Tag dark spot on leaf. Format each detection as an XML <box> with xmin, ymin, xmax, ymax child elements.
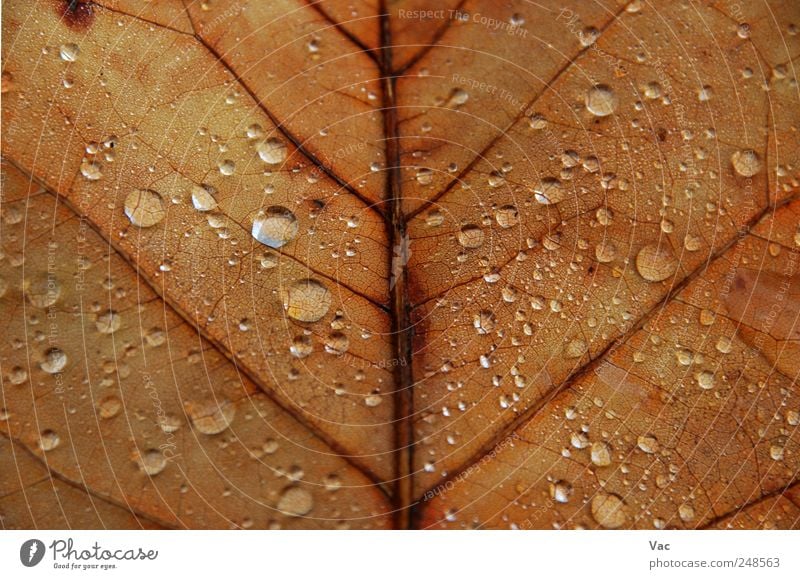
<box><xmin>57</xmin><ymin>0</ymin><xmax>94</xmax><ymax>31</ymax></box>
<box><xmin>656</xmin><ymin>127</ymin><xmax>667</xmax><ymax>142</ymax></box>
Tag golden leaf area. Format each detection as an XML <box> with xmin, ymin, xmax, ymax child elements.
<box><xmin>1</xmin><ymin>0</ymin><xmax>799</xmax><ymax>530</ymax></box>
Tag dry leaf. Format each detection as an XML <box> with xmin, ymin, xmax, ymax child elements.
<box><xmin>1</xmin><ymin>0</ymin><xmax>798</xmax><ymax>529</ymax></box>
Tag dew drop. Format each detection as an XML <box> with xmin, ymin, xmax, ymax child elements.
<box><xmin>137</xmin><ymin>449</ymin><xmax>167</xmax><ymax>475</ymax></box>
<box><xmin>25</xmin><ymin>275</ymin><xmax>61</xmax><ymax>308</ymax></box>
<box><xmin>95</xmin><ymin>310</ymin><xmax>121</xmax><ymax>334</ymax></box>
<box><xmin>97</xmin><ymin>395</ymin><xmax>122</xmax><ymax>419</ymax></box>
<box><xmin>252</xmin><ymin>206</ymin><xmax>298</xmax><ymax>248</ymax></box>
<box><xmin>637</xmin><ymin>434</ymin><xmax>660</xmax><ymax>454</ymax></box>
<box><xmin>39</xmin><ymin>429</ymin><xmax>60</xmax><ymax>451</ymax></box>
<box><xmin>191</xmin><ymin>184</ymin><xmax>218</xmax><ymax>212</ymax></box>
<box><xmin>257</xmin><ymin>138</ymin><xmax>287</xmax><ymax>164</ymax></box>
<box><xmin>591</xmin><ymin>441</ymin><xmax>612</xmax><ymax>467</ymax></box>
<box><xmin>124</xmin><ymin>189</ymin><xmax>166</xmax><ymax>228</ymax></box>
<box><xmin>282</xmin><ymin>279</ymin><xmax>331</xmax><ymax>323</ymax></box>
<box><xmin>533</xmin><ymin>177</ymin><xmax>565</xmax><ymax>205</ymax></box>
<box><xmin>635</xmin><ymin>244</ymin><xmax>677</xmax><ymax>282</ymax></box>
<box><xmin>186</xmin><ymin>398</ymin><xmax>236</xmax><ymax>435</ymax></box>
<box><xmin>80</xmin><ymin>158</ymin><xmax>102</xmax><ymax>181</ymax></box>
<box><xmin>59</xmin><ymin>43</ymin><xmax>80</xmax><ymax>62</ymax></box>
<box><xmin>41</xmin><ymin>348</ymin><xmax>67</xmax><ymax>374</ymax></box>
<box><xmin>473</xmin><ymin>310</ymin><xmax>496</xmax><ymax>334</ymax></box>
<box><xmin>290</xmin><ymin>335</ymin><xmax>313</xmax><ymax>358</ymax></box>
<box><xmin>277</xmin><ymin>486</ymin><xmax>314</xmax><ymax>517</ymax></box>
<box><xmin>416</xmin><ymin>167</ymin><xmax>434</xmax><ymax>185</ymax></box>
<box><xmin>494</xmin><ymin>205</ymin><xmax>519</xmax><ymax>228</ymax></box>
<box><xmin>457</xmin><ymin>224</ymin><xmax>484</xmax><ymax>248</ymax></box>
<box><xmin>324</xmin><ymin>332</ymin><xmax>350</xmax><ymax>355</ymax></box>
<box><xmin>550</xmin><ymin>480</ymin><xmax>573</xmax><ymax>503</ymax></box>
<box><xmin>696</xmin><ymin>370</ymin><xmax>715</xmax><ymax>390</ymax></box>
<box><xmin>586</xmin><ymin>84</ymin><xmax>618</xmax><ymax>117</ymax></box>
<box><xmin>591</xmin><ymin>492</ymin><xmax>627</xmax><ymax>529</ymax></box>
<box><xmin>731</xmin><ymin>149</ymin><xmax>762</xmax><ymax>177</ymax></box>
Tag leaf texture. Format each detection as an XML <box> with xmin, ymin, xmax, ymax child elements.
<box><xmin>1</xmin><ymin>0</ymin><xmax>799</xmax><ymax>529</ymax></box>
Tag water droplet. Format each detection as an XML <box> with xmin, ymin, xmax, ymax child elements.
<box><xmin>416</xmin><ymin>168</ymin><xmax>433</xmax><ymax>185</ymax></box>
<box><xmin>457</xmin><ymin>224</ymin><xmax>484</xmax><ymax>248</ymax></box>
<box><xmin>364</xmin><ymin>392</ymin><xmax>383</xmax><ymax>407</ymax></box>
<box><xmin>731</xmin><ymin>149</ymin><xmax>762</xmax><ymax>177</ymax></box>
<box><xmin>550</xmin><ymin>480</ymin><xmax>573</xmax><ymax>503</ymax></box>
<box><xmin>277</xmin><ymin>486</ymin><xmax>314</xmax><ymax>517</ymax></box>
<box><xmin>39</xmin><ymin>429</ymin><xmax>60</xmax><ymax>451</ymax></box>
<box><xmin>324</xmin><ymin>332</ymin><xmax>349</xmax><ymax>355</ymax></box>
<box><xmin>473</xmin><ymin>310</ymin><xmax>496</xmax><ymax>334</ymax></box>
<box><xmin>252</xmin><ymin>206</ymin><xmax>298</xmax><ymax>248</ymax></box>
<box><xmin>97</xmin><ymin>395</ymin><xmax>122</xmax><ymax>419</ymax></box>
<box><xmin>426</xmin><ymin>209</ymin><xmax>444</xmax><ymax>227</ymax></box>
<box><xmin>257</xmin><ymin>138</ymin><xmax>287</xmax><ymax>164</ymax></box>
<box><xmin>124</xmin><ymin>189</ymin><xmax>166</xmax><ymax>228</ymax></box>
<box><xmin>586</xmin><ymin>84</ymin><xmax>618</xmax><ymax>117</ymax></box>
<box><xmin>9</xmin><ymin>366</ymin><xmax>28</xmax><ymax>385</ymax></box>
<box><xmin>324</xmin><ymin>474</ymin><xmax>341</xmax><ymax>491</ymax></box>
<box><xmin>59</xmin><ymin>43</ymin><xmax>80</xmax><ymax>62</ymax></box>
<box><xmin>290</xmin><ymin>335</ymin><xmax>313</xmax><ymax>358</ymax></box>
<box><xmin>635</xmin><ymin>244</ymin><xmax>677</xmax><ymax>282</ymax></box>
<box><xmin>637</xmin><ymin>434</ymin><xmax>660</xmax><ymax>454</ymax></box>
<box><xmin>564</xmin><ymin>339</ymin><xmax>588</xmax><ymax>359</ymax></box>
<box><xmin>137</xmin><ymin>449</ymin><xmax>167</xmax><ymax>475</ymax></box>
<box><xmin>678</xmin><ymin>503</ymin><xmax>695</xmax><ymax>522</ymax></box>
<box><xmin>591</xmin><ymin>492</ymin><xmax>627</xmax><ymax>529</ymax></box>
<box><xmin>591</xmin><ymin>441</ymin><xmax>612</xmax><ymax>467</ymax></box>
<box><xmin>595</xmin><ymin>240</ymin><xmax>618</xmax><ymax>263</ymax></box>
<box><xmin>494</xmin><ymin>205</ymin><xmax>519</xmax><ymax>228</ymax></box>
<box><xmin>533</xmin><ymin>177</ymin><xmax>565</xmax><ymax>205</ymax></box>
<box><xmin>186</xmin><ymin>398</ymin><xmax>236</xmax><ymax>435</ymax></box>
<box><xmin>282</xmin><ymin>279</ymin><xmax>331</xmax><ymax>323</ymax></box>
<box><xmin>41</xmin><ymin>348</ymin><xmax>67</xmax><ymax>374</ymax></box>
<box><xmin>696</xmin><ymin>370</ymin><xmax>715</xmax><ymax>390</ymax></box>
<box><xmin>80</xmin><ymin>158</ymin><xmax>102</xmax><ymax>180</ymax></box>
<box><xmin>25</xmin><ymin>275</ymin><xmax>61</xmax><ymax>308</ymax></box>
<box><xmin>218</xmin><ymin>159</ymin><xmax>236</xmax><ymax>175</ymax></box>
<box><xmin>191</xmin><ymin>184</ymin><xmax>218</xmax><ymax>212</ymax></box>
<box><xmin>95</xmin><ymin>310</ymin><xmax>121</xmax><ymax>334</ymax></box>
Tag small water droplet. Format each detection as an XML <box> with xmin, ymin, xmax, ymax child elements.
<box><xmin>533</xmin><ymin>177</ymin><xmax>565</xmax><ymax>205</ymax></box>
<box><xmin>137</xmin><ymin>449</ymin><xmax>167</xmax><ymax>475</ymax></box>
<box><xmin>39</xmin><ymin>429</ymin><xmax>61</xmax><ymax>451</ymax></box>
<box><xmin>97</xmin><ymin>395</ymin><xmax>122</xmax><ymax>419</ymax></box>
<box><xmin>495</xmin><ymin>205</ymin><xmax>519</xmax><ymax>228</ymax></box>
<box><xmin>186</xmin><ymin>398</ymin><xmax>236</xmax><ymax>435</ymax></box>
<box><xmin>41</xmin><ymin>348</ymin><xmax>67</xmax><ymax>374</ymax></box>
<box><xmin>591</xmin><ymin>441</ymin><xmax>612</xmax><ymax>467</ymax></box>
<box><xmin>95</xmin><ymin>310</ymin><xmax>121</xmax><ymax>334</ymax></box>
<box><xmin>591</xmin><ymin>492</ymin><xmax>627</xmax><ymax>529</ymax></box>
<box><xmin>637</xmin><ymin>434</ymin><xmax>660</xmax><ymax>454</ymax></box>
<box><xmin>550</xmin><ymin>480</ymin><xmax>573</xmax><ymax>503</ymax></box>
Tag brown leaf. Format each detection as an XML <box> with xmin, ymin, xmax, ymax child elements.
<box><xmin>1</xmin><ymin>0</ymin><xmax>798</xmax><ymax>529</ymax></box>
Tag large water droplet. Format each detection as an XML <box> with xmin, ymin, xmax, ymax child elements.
<box><xmin>25</xmin><ymin>275</ymin><xmax>61</xmax><ymax>308</ymax></box>
<box><xmin>282</xmin><ymin>279</ymin><xmax>331</xmax><ymax>322</ymax></box>
<box><xmin>533</xmin><ymin>177</ymin><xmax>565</xmax><ymax>205</ymax></box>
<box><xmin>591</xmin><ymin>492</ymin><xmax>627</xmax><ymax>529</ymax></box>
<box><xmin>277</xmin><ymin>486</ymin><xmax>314</xmax><ymax>517</ymax></box>
<box><xmin>191</xmin><ymin>184</ymin><xmax>218</xmax><ymax>212</ymax></box>
<box><xmin>252</xmin><ymin>206</ymin><xmax>298</xmax><ymax>248</ymax></box>
<box><xmin>124</xmin><ymin>189</ymin><xmax>166</xmax><ymax>228</ymax></box>
<box><xmin>586</xmin><ymin>84</ymin><xmax>618</xmax><ymax>117</ymax></box>
<box><xmin>635</xmin><ymin>244</ymin><xmax>677</xmax><ymax>282</ymax></box>
<box><xmin>186</xmin><ymin>399</ymin><xmax>236</xmax><ymax>435</ymax></box>
<box><xmin>731</xmin><ymin>149</ymin><xmax>762</xmax><ymax>177</ymax></box>
<box><xmin>257</xmin><ymin>138</ymin><xmax>288</xmax><ymax>164</ymax></box>
<box><xmin>591</xmin><ymin>441</ymin><xmax>612</xmax><ymax>467</ymax></box>
<box><xmin>457</xmin><ymin>224</ymin><xmax>484</xmax><ymax>248</ymax></box>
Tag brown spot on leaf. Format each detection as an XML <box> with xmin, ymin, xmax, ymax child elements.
<box><xmin>57</xmin><ymin>0</ymin><xmax>94</xmax><ymax>31</ymax></box>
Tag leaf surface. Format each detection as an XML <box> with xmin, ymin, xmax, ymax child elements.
<box><xmin>1</xmin><ymin>0</ymin><xmax>798</xmax><ymax>529</ymax></box>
